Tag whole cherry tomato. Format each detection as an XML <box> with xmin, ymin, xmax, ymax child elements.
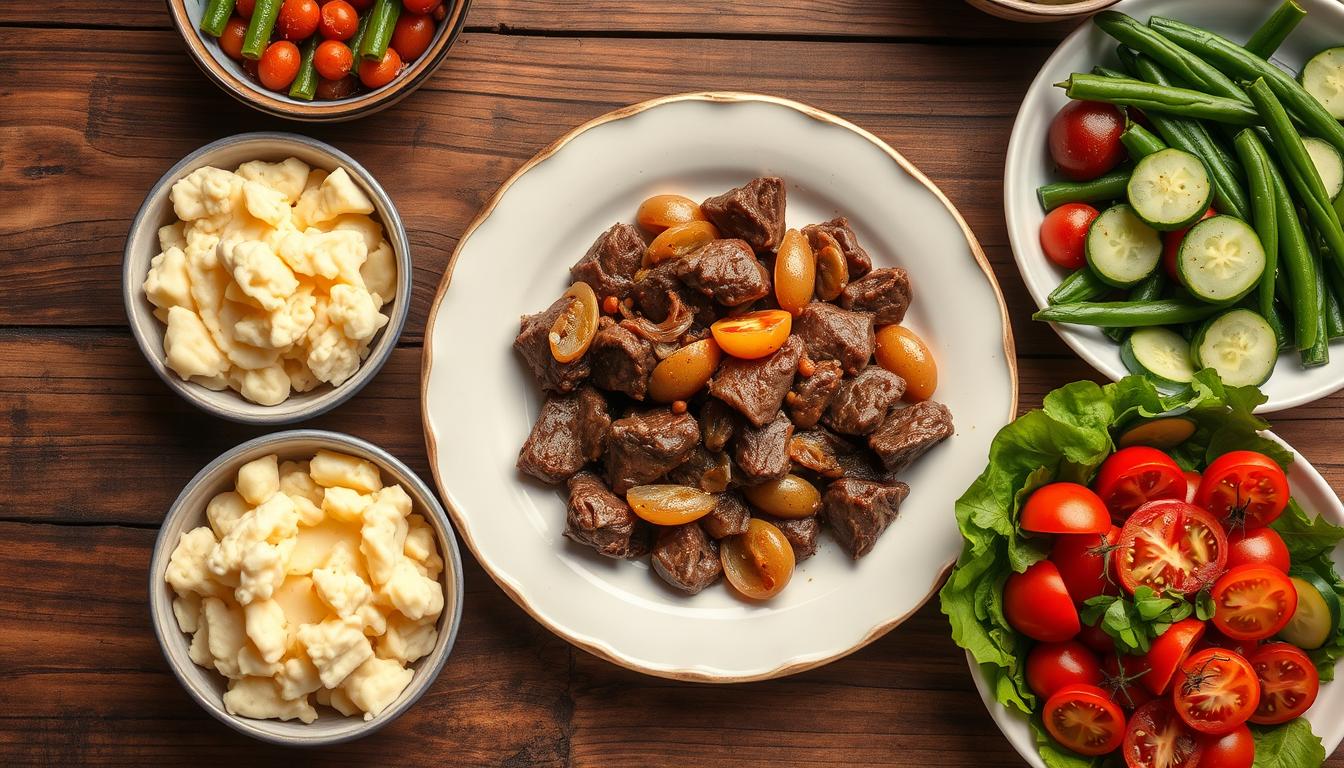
<box><xmin>1026</xmin><ymin>640</ymin><xmax>1104</xmax><ymax>698</ymax></box>
<box><xmin>277</xmin><ymin>0</ymin><xmax>321</xmax><ymax>41</ymax></box>
<box><xmin>319</xmin><ymin>0</ymin><xmax>360</xmax><ymax>40</ymax></box>
<box><xmin>1049</xmin><ymin>100</ymin><xmax>1126</xmax><ymax>181</ymax></box>
<box><xmin>358</xmin><ymin>47</ymin><xmax>403</xmax><ymax>88</ymax></box>
<box><xmin>391</xmin><ymin>12</ymin><xmax>436</xmax><ymax>61</ymax></box>
<box><xmin>258</xmin><ymin>40</ymin><xmax>303</xmax><ymax>90</ymax></box>
<box><xmin>1226</xmin><ymin>527</ymin><xmax>1291</xmax><ymax>573</ymax></box>
<box><xmin>314</xmin><ymin>39</ymin><xmax>355</xmax><ymax>80</ymax></box>
<box><xmin>1040</xmin><ymin>203</ymin><xmax>1100</xmax><ymax>270</ymax></box>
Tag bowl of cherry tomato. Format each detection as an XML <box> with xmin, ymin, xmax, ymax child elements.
<box><xmin>167</xmin><ymin>0</ymin><xmax>470</xmax><ymax>121</ymax></box>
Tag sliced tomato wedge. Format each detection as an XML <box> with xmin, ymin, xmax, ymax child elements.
<box><xmin>1140</xmin><ymin>618</ymin><xmax>1206</xmax><ymax>696</ymax></box>
<box><xmin>1210</xmin><ymin>564</ymin><xmax>1298</xmax><ymax>642</ymax></box>
<box><xmin>1123</xmin><ymin>699</ymin><xmax>1203</xmax><ymax>768</ymax></box>
<box><xmin>1247</xmin><ymin>642</ymin><xmax>1320</xmax><ymax>725</ymax></box>
<box><xmin>1042</xmin><ymin>684</ymin><xmax>1126</xmax><ymax>756</ymax></box>
<box><xmin>1117</xmin><ymin>500</ymin><xmax>1229</xmax><ymax>595</ymax></box>
<box><xmin>1094</xmin><ymin>447</ymin><xmax>1188</xmax><ymax>523</ymax></box>
<box><xmin>1194</xmin><ymin>450</ymin><xmax>1289</xmax><ymax>530</ymax></box>
<box><xmin>1172</xmin><ymin>648</ymin><xmax>1261</xmax><ymax>735</ymax></box>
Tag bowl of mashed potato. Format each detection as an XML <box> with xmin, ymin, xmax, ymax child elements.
<box><xmin>123</xmin><ymin>132</ymin><xmax>411</xmax><ymax>423</ymax></box>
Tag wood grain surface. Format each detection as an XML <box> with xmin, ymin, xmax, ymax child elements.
<box><xmin>0</xmin><ymin>1</ymin><xmax>1340</xmax><ymax>766</ymax></box>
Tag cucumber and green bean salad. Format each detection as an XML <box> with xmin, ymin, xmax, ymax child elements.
<box><xmin>1035</xmin><ymin>1</ymin><xmax>1344</xmax><ymax>389</ymax></box>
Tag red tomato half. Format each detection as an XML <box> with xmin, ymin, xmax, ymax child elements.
<box><xmin>1102</xmin><ymin>653</ymin><xmax>1155</xmax><ymax>711</ymax></box>
<box><xmin>1043</xmin><ymin>684</ymin><xmax>1126</xmax><ymax>756</ymax></box>
<box><xmin>1124</xmin><ymin>699</ymin><xmax>1204</xmax><ymax>768</ymax></box>
<box><xmin>1226</xmin><ymin>527</ymin><xmax>1291</xmax><ymax>573</ymax></box>
<box><xmin>1049</xmin><ymin>100</ymin><xmax>1127</xmax><ymax>181</ymax></box>
<box><xmin>1051</xmin><ymin>526</ymin><xmax>1121</xmax><ymax>603</ymax></box>
<box><xmin>1162</xmin><ymin>208</ymin><xmax>1217</xmax><ymax>281</ymax></box>
<box><xmin>1141</xmin><ymin>618</ymin><xmax>1206</xmax><ymax>696</ymax></box>
<box><xmin>1041</xmin><ymin>203</ymin><xmax>1100</xmax><ymax>270</ymax></box>
<box><xmin>1199</xmin><ymin>724</ymin><xmax>1255</xmax><ymax>768</ymax></box>
<box><xmin>1094</xmin><ymin>447</ymin><xmax>1188</xmax><ymax>523</ymax></box>
<box><xmin>1005</xmin><ymin>560</ymin><xmax>1081</xmax><ymax>642</ymax></box>
<box><xmin>1211</xmin><ymin>565</ymin><xmax>1297</xmax><ymax>642</ymax></box>
<box><xmin>1118</xmin><ymin>500</ymin><xmax>1229</xmax><ymax>595</ymax></box>
<box><xmin>1023</xmin><ymin>482</ymin><xmax>1112</xmax><ymax>535</ymax></box>
<box><xmin>1027</xmin><ymin>641</ymin><xmax>1104</xmax><ymax>699</ymax></box>
<box><xmin>1195</xmin><ymin>451</ymin><xmax>1290</xmax><ymax>530</ymax></box>
<box><xmin>1172</xmin><ymin>648</ymin><xmax>1261</xmax><ymax>735</ymax></box>
<box><xmin>1247</xmin><ymin>643</ymin><xmax>1320</xmax><ymax>725</ymax></box>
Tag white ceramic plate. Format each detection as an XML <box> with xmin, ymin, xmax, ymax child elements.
<box><xmin>970</xmin><ymin>432</ymin><xmax>1344</xmax><ymax>765</ymax></box>
<box><xmin>1005</xmin><ymin>0</ymin><xmax>1344</xmax><ymax>413</ymax></box>
<box><xmin>421</xmin><ymin>93</ymin><xmax>1017</xmax><ymax>681</ymax></box>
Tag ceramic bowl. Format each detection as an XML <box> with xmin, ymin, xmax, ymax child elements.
<box><xmin>965</xmin><ymin>0</ymin><xmax>1118</xmax><ymax>23</ymax></box>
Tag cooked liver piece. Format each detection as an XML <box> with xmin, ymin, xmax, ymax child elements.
<box><xmin>701</xmin><ymin>492</ymin><xmax>750</xmax><ymax>539</ymax></box>
<box><xmin>824</xmin><ymin>478</ymin><xmax>910</xmax><ymax>558</ymax></box>
<box><xmin>514</xmin><ymin>295</ymin><xmax>592</xmax><ymax>393</ymax></box>
<box><xmin>759</xmin><ymin>514</ymin><xmax>819</xmax><ymax>561</ymax></box>
<box><xmin>786</xmin><ymin>359</ymin><xmax>843</xmax><ymax>429</ymax></box>
<box><xmin>804</xmin><ymin>216</ymin><xmax>872</xmax><ymax>279</ymax></box>
<box><xmin>793</xmin><ymin>302</ymin><xmax>875</xmax><ymax>376</ymax></box>
<box><xmin>734</xmin><ymin>411</ymin><xmax>794</xmax><ymax>484</ymax></box>
<box><xmin>569</xmin><ymin>223</ymin><xmax>646</xmax><ymax>300</ymax></box>
<box><xmin>699</xmin><ymin>398</ymin><xmax>738</xmax><ymax>452</ymax></box>
<box><xmin>564</xmin><ymin>472</ymin><xmax>653</xmax><ymax>559</ymax></box>
<box><xmin>701</xmin><ymin>177</ymin><xmax>787</xmax><ymax>252</ymax></box>
<box><xmin>708</xmin><ymin>335</ymin><xmax>803</xmax><ymax>427</ymax></box>
<box><xmin>605</xmin><ymin>409</ymin><xmax>701</xmax><ymax>493</ymax></box>
<box><xmin>826</xmin><ymin>367</ymin><xmax>906</xmax><ymax>436</ymax></box>
<box><xmin>674</xmin><ymin>239</ymin><xmax>771</xmax><ymax>307</ymax></box>
<box><xmin>868</xmin><ymin>401</ymin><xmax>954</xmax><ymax>473</ymax></box>
<box><xmin>589</xmin><ymin>317</ymin><xmax>656</xmax><ymax>400</ymax></box>
<box><xmin>651</xmin><ymin>523</ymin><xmax>723</xmax><ymax>594</ymax></box>
<box><xmin>516</xmin><ymin>386</ymin><xmax>611</xmax><ymax>484</ymax></box>
<box><xmin>840</xmin><ymin>267</ymin><xmax>912</xmax><ymax>326</ymax></box>
<box><xmin>789</xmin><ymin>428</ymin><xmax>893</xmax><ymax>482</ymax></box>
<box><xmin>630</xmin><ymin>259</ymin><xmax>717</xmax><ymax>326</ymax></box>
<box><xmin>666</xmin><ymin>445</ymin><xmax>732</xmax><ymax>492</ymax></box>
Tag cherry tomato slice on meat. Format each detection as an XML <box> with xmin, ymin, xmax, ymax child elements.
<box><xmin>1247</xmin><ymin>642</ymin><xmax>1320</xmax><ymax>725</ymax></box>
<box><xmin>1194</xmin><ymin>450</ymin><xmax>1290</xmax><ymax>530</ymax></box>
<box><xmin>1199</xmin><ymin>724</ymin><xmax>1254</xmax><ymax>768</ymax></box>
<box><xmin>1172</xmin><ymin>648</ymin><xmax>1261</xmax><ymax>735</ymax></box>
<box><xmin>1026</xmin><ymin>641</ymin><xmax>1104</xmax><ymax>699</ymax></box>
<box><xmin>1022</xmin><ymin>482</ymin><xmax>1112</xmax><ymax>535</ymax></box>
<box><xmin>1117</xmin><ymin>500</ymin><xmax>1228</xmax><ymax>595</ymax></box>
<box><xmin>1123</xmin><ymin>699</ymin><xmax>1204</xmax><ymax>768</ymax></box>
<box><xmin>1094</xmin><ymin>446</ymin><xmax>1188</xmax><ymax>523</ymax></box>
<box><xmin>1211</xmin><ymin>565</ymin><xmax>1298</xmax><ymax>642</ymax></box>
<box><xmin>710</xmin><ymin>310</ymin><xmax>791</xmax><ymax>360</ymax></box>
<box><xmin>1050</xmin><ymin>526</ymin><xmax>1121</xmax><ymax>603</ymax></box>
<box><xmin>1040</xmin><ymin>203</ymin><xmax>1100</xmax><ymax>270</ymax></box>
<box><xmin>1048</xmin><ymin>100</ymin><xmax>1126</xmax><ymax>181</ymax></box>
<box><xmin>1004</xmin><ymin>560</ymin><xmax>1081</xmax><ymax>643</ymax></box>
<box><xmin>1043</xmin><ymin>684</ymin><xmax>1126</xmax><ymax>757</ymax></box>
<box><xmin>1225</xmin><ymin>527</ymin><xmax>1291</xmax><ymax>573</ymax></box>
<box><xmin>1139</xmin><ymin>617</ymin><xmax>1206</xmax><ymax>696</ymax></box>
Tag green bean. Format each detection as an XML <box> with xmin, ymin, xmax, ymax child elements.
<box><xmin>1049</xmin><ymin>268</ymin><xmax>1109</xmax><ymax>306</ymax></box>
<box><xmin>1093</xmin><ymin>65</ymin><xmax>1129</xmax><ymax>79</ymax></box>
<box><xmin>1149</xmin><ymin>17</ymin><xmax>1344</xmax><ymax>157</ymax></box>
<box><xmin>1033</xmin><ymin>299</ymin><xmax>1222</xmax><ymax>327</ymax></box>
<box><xmin>200</xmin><ymin>0</ymin><xmax>235</xmax><ymax>38</ymax></box>
<box><xmin>242</xmin><ymin>0</ymin><xmax>281</xmax><ymax>61</ymax></box>
<box><xmin>1303</xmin><ymin>248</ymin><xmax>1331</xmax><ymax>366</ymax></box>
<box><xmin>1326</xmin><ymin>276</ymin><xmax>1344</xmax><ymax>341</ymax></box>
<box><xmin>1233</xmin><ymin>130</ymin><xmax>1282</xmax><ymax>344</ymax></box>
<box><xmin>1121</xmin><ymin>121</ymin><xmax>1166</xmax><ymax>160</ymax></box>
<box><xmin>1325</xmin><ymin>256</ymin><xmax>1344</xmax><ymax>341</ymax></box>
<box><xmin>1037</xmin><ymin>169</ymin><xmax>1130</xmax><ymax>212</ymax></box>
<box><xmin>1245</xmin><ymin>0</ymin><xmax>1307</xmax><ymax>59</ymax></box>
<box><xmin>289</xmin><ymin>37</ymin><xmax>320</xmax><ymax>101</ymax></box>
<box><xmin>1268</xmin><ymin>155</ymin><xmax>1320</xmax><ymax>350</ymax></box>
<box><xmin>347</xmin><ymin>11</ymin><xmax>373</xmax><ymax>67</ymax></box>
<box><xmin>1094</xmin><ymin>12</ymin><xmax>1248</xmax><ymax>103</ymax></box>
<box><xmin>360</xmin><ymin>0</ymin><xmax>401</xmax><ymax>61</ymax></box>
<box><xmin>1105</xmin><ymin>272</ymin><xmax>1167</xmax><ymax>342</ymax></box>
<box><xmin>1058</xmin><ymin>74</ymin><xmax>1260</xmax><ymax>126</ymax></box>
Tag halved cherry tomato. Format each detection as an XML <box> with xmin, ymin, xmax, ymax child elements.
<box><xmin>636</xmin><ymin>194</ymin><xmax>705</xmax><ymax>234</ymax></box>
<box><xmin>314</xmin><ymin>39</ymin><xmax>354</xmax><ymax>80</ymax></box>
<box><xmin>277</xmin><ymin>0</ymin><xmax>320</xmax><ymax>40</ymax></box>
<box><xmin>358</xmin><ymin>47</ymin><xmax>402</xmax><ymax>89</ymax></box>
<box><xmin>1117</xmin><ymin>500</ymin><xmax>1228</xmax><ymax>595</ymax></box>
<box><xmin>1123</xmin><ymin>700</ymin><xmax>1204</xmax><ymax>768</ymax></box>
<box><xmin>219</xmin><ymin>16</ymin><xmax>249</xmax><ymax>60</ymax></box>
<box><xmin>1048</xmin><ymin>100</ymin><xmax>1126</xmax><ymax>181</ymax></box>
<box><xmin>1211</xmin><ymin>565</ymin><xmax>1298</xmax><ymax>642</ymax></box>
<box><xmin>1200</xmin><ymin>724</ymin><xmax>1254</xmax><ymax>768</ymax></box>
<box><xmin>1004</xmin><ymin>560</ymin><xmax>1081</xmax><ymax>642</ymax></box>
<box><xmin>1194</xmin><ymin>451</ymin><xmax>1290</xmax><ymax>530</ymax></box>
<box><xmin>1040</xmin><ymin>203</ymin><xmax>1100</xmax><ymax>270</ymax></box>
<box><xmin>1140</xmin><ymin>618</ymin><xmax>1206</xmax><ymax>696</ymax></box>
<box><xmin>626</xmin><ymin>484</ymin><xmax>716</xmax><ymax>526</ymax></box>
<box><xmin>258</xmin><ymin>40</ymin><xmax>302</xmax><ymax>90</ymax></box>
<box><xmin>1027</xmin><ymin>641</ymin><xmax>1104</xmax><ymax>699</ymax></box>
<box><xmin>1023</xmin><ymin>482</ymin><xmax>1111</xmax><ymax>535</ymax></box>
<box><xmin>1050</xmin><ymin>526</ymin><xmax>1121</xmax><ymax>603</ymax></box>
<box><xmin>1247</xmin><ymin>642</ymin><xmax>1320</xmax><ymax>725</ymax></box>
<box><xmin>548</xmin><ymin>282</ymin><xmax>599</xmax><ymax>363</ymax></box>
<box><xmin>391</xmin><ymin>12</ymin><xmax>435</xmax><ymax>60</ymax></box>
<box><xmin>1093</xmin><ymin>446</ymin><xmax>1187</xmax><ymax>523</ymax></box>
<box><xmin>1102</xmin><ymin>653</ymin><xmax>1155</xmax><ymax>711</ymax></box>
<box><xmin>1043</xmin><ymin>684</ymin><xmax>1126</xmax><ymax>756</ymax></box>
<box><xmin>874</xmin><ymin>325</ymin><xmax>937</xmax><ymax>402</ymax></box>
<box><xmin>720</xmin><ymin>518</ymin><xmax>795</xmax><ymax>600</ymax></box>
<box><xmin>645</xmin><ymin>220</ymin><xmax>719</xmax><ymax>265</ymax></box>
<box><xmin>1162</xmin><ymin>208</ymin><xmax>1217</xmax><ymax>281</ymax></box>
<box><xmin>710</xmin><ymin>310</ymin><xmax>791</xmax><ymax>360</ymax></box>
<box><xmin>1225</xmin><ymin>527</ymin><xmax>1291</xmax><ymax>573</ymax></box>
<box><xmin>648</xmin><ymin>338</ymin><xmax>721</xmax><ymax>402</ymax></box>
<box><xmin>1172</xmin><ymin>648</ymin><xmax>1260</xmax><ymax>735</ymax></box>
<box><xmin>1183</xmin><ymin>470</ymin><xmax>1201</xmax><ymax>504</ymax></box>
<box><xmin>318</xmin><ymin>0</ymin><xmax>359</xmax><ymax>40</ymax></box>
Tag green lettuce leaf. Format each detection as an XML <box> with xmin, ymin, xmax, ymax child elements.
<box><xmin>1250</xmin><ymin>719</ymin><xmax>1326</xmax><ymax>768</ymax></box>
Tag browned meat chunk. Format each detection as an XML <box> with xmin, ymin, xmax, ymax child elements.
<box><xmin>793</xmin><ymin>302</ymin><xmax>874</xmax><ymax>376</ymax></box>
<box><xmin>569</xmin><ymin>223</ymin><xmax>646</xmax><ymax>300</ymax></box>
<box><xmin>708</xmin><ymin>335</ymin><xmax>803</xmax><ymax>427</ymax></box>
<box><xmin>674</xmin><ymin>239</ymin><xmax>771</xmax><ymax>307</ymax></box>
<box><xmin>589</xmin><ymin>317</ymin><xmax>656</xmax><ymax>400</ymax></box>
<box><xmin>758</xmin><ymin>514</ymin><xmax>819</xmax><ymax>561</ymax></box>
<box><xmin>823</xmin><ymin>478</ymin><xmax>909</xmax><ymax>558</ymax></box>
<box><xmin>868</xmin><ymin>401</ymin><xmax>954</xmax><ymax>473</ymax></box>
<box><xmin>826</xmin><ymin>367</ymin><xmax>906</xmax><ymax>436</ymax></box>
<box><xmin>789</xmin><ymin>428</ymin><xmax>893</xmax><ymax>482</ymax></box>
<box><xmin>699</xmin><ymin>398</ymin><xmax>738</xmax><ymax>453</ymax></box>
<box><xmin>840</xmin><ymin>268</ymin><xmax>912</xmax><ymax>326</ymax></box>
<box><xmin>701</xmin><ymin>177</ymin><xmax>787</xmax><ymax>252</ymax></box>
<box><xmin>786</xmin><ymin>359</ymin><xmax>842</xmax><ymax>429</ymax></box>
<box><xmin>517</xmin><ymin>386</ymin><xmax>610</xmax><ymax>484</ymax></box>
<box><xmin>701</xmin><ymin>492</ymin><xmax>750</xmax><ymax>539</ymax></box>
<box><xmin>564</xmin><ymin>472</ymin><xmax>653</xmax><ymax>559</ymax></box>
<box><xmin>734</xmin><ymin>412</ymin><xmax>794</xmax><ymax>484</ymax></box>
<box><xmin>605</xmin><ymin>409</ymin><xmax>701</xmax><ymax>493</ymax></box>
<box><xmin>804</xmin><ymin>216</ymin><xmax>872</xmax><ymax>279</ymax></box>
<box><xmin>666</xmin><ymin>446</ymin><xmax>732</xmax><ymax>492</ymax></box>
<box><xmin>651</xmin><ymin>523</ymin><xmax>722</xmax><ymax>594</ymax></box>
<box><xmin>514</xmin><ymin>295</ymin><xmax>591</xmax><ymax>393</ymax></box>
<box><xmin>630</xmin><ymin>259</ymin><xmax>716</xmax><ymax>325</ymax></box>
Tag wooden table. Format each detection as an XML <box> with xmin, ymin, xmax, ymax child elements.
<box><xmin>2</xmin><ymin>1</ymin><xmax>1341</xmax><ymax>764</ymax></box>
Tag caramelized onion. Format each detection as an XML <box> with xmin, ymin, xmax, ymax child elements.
<box><xmin>618</xmin><ymin>291</ymin><xmax>694</xmax><ymax>343</ymax></box>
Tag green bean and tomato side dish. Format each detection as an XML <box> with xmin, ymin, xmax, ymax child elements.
<box><xmin>198</xmin><ymin>0</ymin><xmax>447</xmax><ymax>101</ymax></box>
<box><xmin>1033</xmin><ymin>1</ymin><xmax>1344</xmax><ymax>390</ymax></box>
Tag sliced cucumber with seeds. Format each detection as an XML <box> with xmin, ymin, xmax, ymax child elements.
<box><xmin>1127</xmin><ymin>148</ymin><xmax>1215</xmax><ymax>231</ymax></box>
<box><xmin>1121</xmin><ymin>328</ymin><xmax>1197</xmax><ymax>388</ymax></box>
<box><xmin>1303</xmin><ymin>47</ymin><xmax>1344</xmax><ymax>120</ymax></box>
<box><xmin>1177</xmin><ymin>215</ymin><xmax>1266</xmax><ymax>304</ymax></box>
<box><xmin>1086</xmin><ymin>205</ymin><xmax>1162</xmax><ymax>288</ymax></box>
<box><xmin>1304</xmin><ymin>137</ymin><xmax>1344</xmax><ymax>201</ymax></box>
<box><xmin>1192</xmin><ymin>309</ymin><xmax>1278</xmax><ymax>386</ymax></box>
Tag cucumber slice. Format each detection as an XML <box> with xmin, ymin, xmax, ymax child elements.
<box><xmin>1116</xmin><ymin>416</ymin><xmax>1198</xmax><ymax>449</ymax></box>
<box><xmin>1121</xmin><ymin>328</ymin><xmax>1197</xmax><ymax>388</ymax></box>
<box><xmin>1302</xmin><ymin>47</ymin><xmax>1344</xmax><ymax>120</ymax></box>
<box><xmin>1192</xmin><ymin>309</ymin><xmax>1279</xmax><ymax>386</ymax></box>
<box><xmin>1086</xmin><ymin>205</ymin><xmax>1162</xmax><ymax>288</ymax></box>
<box><xmin>1279</xmin><ymin>573</ymin><xmax>1342</xmax><ymax>650</ymax></box>
<box><xmin>1127</xmin><ymin>148</ymin><xmax>1214</xmax><ymax>231</ymax></box>
<box><xmin>1304</xmin><ymin>137</ymin><xmax>1344</xmax><ymax>202</ymax></box>
<box><xmin>1177</xmin><ymin>215</ymin><xmax>1267</xmax><ymax>304</ymax></box>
